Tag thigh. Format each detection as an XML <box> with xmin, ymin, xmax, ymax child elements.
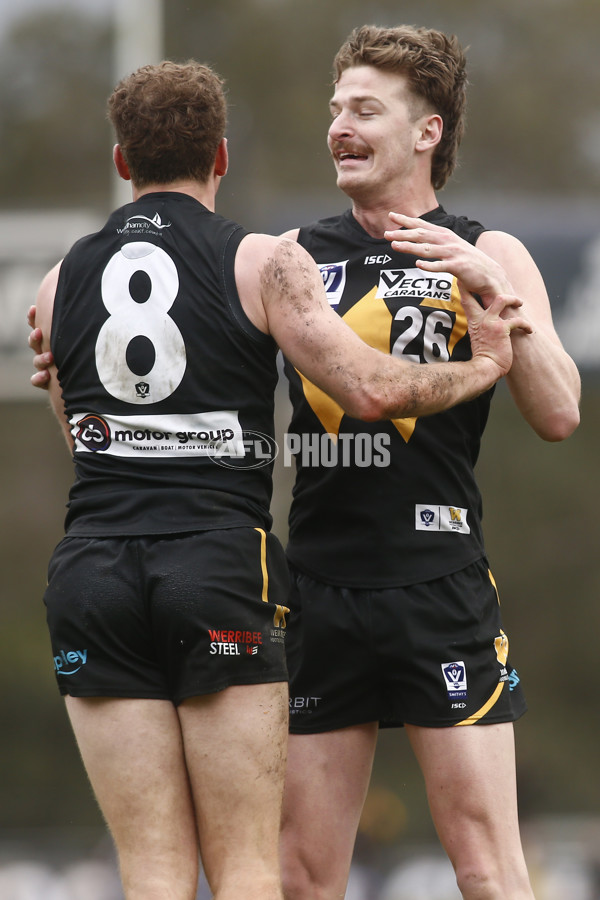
<box><xmin>281</xmin><ymin>725</ymin><xmax>378</xmax><ymax>897</ymax></box>
<box><xmin>147</xmin><ymin>528</ymin><xmax>290</xmax><ymax>703</ymax></box>
<box><xmin>65</xmin><ymin>696</ymin><xmax>199</xmax><ymax>899</ymax></box>
<box><xmin>178</xmin><ymin>681</ymin><xmax>288</xmax><ymax>896</ymax></box>
<box><xmin>407</xmin><ymin>722</ymin><xmax>531</xmax><ymax>889</ymax></box>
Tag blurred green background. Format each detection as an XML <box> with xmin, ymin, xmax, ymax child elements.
<box><xmin>0</xmin><ymin>0</ymin><xmax>599</xmax><ymax>896</ymax></box>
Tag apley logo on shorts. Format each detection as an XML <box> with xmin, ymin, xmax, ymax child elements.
<box><xmin>441</xmin><ymin>661</ymin><xmax>468</xmax><ymax>700</ymax></box>
<box><xmin>54</xmin><ymin>648</ymin><xmax>88</xmax><ymax>676</ymax></box>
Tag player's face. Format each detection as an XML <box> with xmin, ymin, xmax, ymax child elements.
<box><xmin>327</xmin><ymin>66</ymin><xmax>425</xmax><ymax>203</ymax></box>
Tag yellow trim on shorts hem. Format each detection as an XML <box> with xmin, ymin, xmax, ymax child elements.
<box><xmin>454</xmin><ymin>681</ymin><xmax>505</xmax><ymax>726</ymax></box>
<box><xmin>254</xmin><ymin>527</ymin><xmax>269</xmax><ymax>603</ymax></box>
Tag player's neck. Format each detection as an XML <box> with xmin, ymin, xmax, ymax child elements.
<box><xmin>350</xmin><ymin>184</ymin><xmax>439</xmax><ymax>239</ymax></box>
<box><xmin>132</xmin><ymin>179</ymin><xmax>217</xmax><ymax>210</ymax></box>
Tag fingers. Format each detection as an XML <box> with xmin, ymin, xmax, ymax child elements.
<box><xmin>30</xmin><ymin>368</ymin><xmax>51</xmax><ymax>389</ymax></box>
<box><xmin>33</xmin><ymin>351</ymin><xmax>54</xmax><ymax>371</ymax></box>
<box><xmin>505</xmin><ymin>315</ymin><xmax>534</xmax><ymax>336</ymax></box>
<box><xmin>28</xmin><ymin>327</ymin><xmax>44</xmax><ymax>352</ymax></box>
<box><xmin>27</xmin><ymin>305</ymin><xmax>37</xmax><ymax>328</ymax></box>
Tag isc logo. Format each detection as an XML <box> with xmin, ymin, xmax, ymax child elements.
<box><xmin>364</xmin><ymin>254</ymin><xmax>392</xmax><ymax>265</ymax></box>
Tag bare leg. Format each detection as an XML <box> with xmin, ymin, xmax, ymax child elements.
<box><xmin>407</xmin><ymin>722</ymin><xmax>535</xmax><ymax>900</ymax></box>
<box><xmin>179</xmin><ymin>681</ymin><xmax>288</xmax><ymax>900</ymax></box>
<box><xmin>65</xmin><ymin>696</ymin><xmax>199</xmax><ymax>900</ymax></box>
<box><xmin>280</xmin><ymin>723</ymin><xmax>378</xmax><ymax>900</ymax></box>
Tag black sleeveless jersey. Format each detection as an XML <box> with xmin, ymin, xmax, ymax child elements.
<box><xmin>52</xmin><ymin>192</ymin><xmax>279</xmax><ymax>536</ymax></box>
<box><xmin>284</xmin><ymin>205</ymin><xmax>493</xmax><ymax>587</ymax></box>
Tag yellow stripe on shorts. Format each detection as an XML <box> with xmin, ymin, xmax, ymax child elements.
<box><xmin>254</xmin><ymin>527</ymin><xmax>269</xmax><ymax>603</ymax></box>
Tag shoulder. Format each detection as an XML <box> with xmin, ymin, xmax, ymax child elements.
<box><xmin>476</xmin><ymin>229</ymin><xmax>538</xmax><ymax>271</ymax></box>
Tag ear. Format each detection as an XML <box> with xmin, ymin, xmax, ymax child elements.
<box><xmin>214</xmin><ymin>137</ymin><xmax>228</xmax><ymax>177</ymax></box>
<box><xmin>113</xmin><ymin>144</ymin><xmax>131</xmax><ymax>181</ymax></box>
<box><xmin>415</xmin><ymin>114</ymin><xmax>443</xmax><ymax>153</ymax></box>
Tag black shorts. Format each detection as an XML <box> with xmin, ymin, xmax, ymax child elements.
<box><xmin>286</xmin><ymin>558</ymin><xmax>526</xmax><ymax>732</ymax></box>
<box><xmin>44</xmin><ymin>527</ymin><xmax>290</xmax><ymax>703</ymax></box>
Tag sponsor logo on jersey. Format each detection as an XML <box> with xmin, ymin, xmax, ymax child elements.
<box><xmin>117</xmin><ymin>213</ymin><xmax>172</xmax><ymax>235</ymax></box>
<box><xmin>376</xmin><ymin>267</ymin><xmax>453</xmax><ymax>301</ymax></box>
<box><xmin>54</xmin><ymin>648</ymin><xmax>88</xmax><ymax>676</ymax></box>
<box><xmin>75</xmin><ymin>414</ymin><xmax>112</xmax><ymax>452</ymax></box>
<box><xmin>364</xmin><ymin>253</ymin><xmax>392</xmax><ymax>265</ymax></box>
<box><xmin>508</xmin><ymin>668</ymin><xmax>520</xmax><ymax>691</ymax></box>
<box><xmin>441</xmin><ymin>661</ymin><xmax>468</xmax><ymax>699</ymax></box>
<box><xmin>208</xmin><ymin>628</ymin><xmax>263</xmax><ymax>657</ymax></box>
<box><xmin>69</xmin><ymin>411</ymin><xmax>244</xmax><ymax>458</ymax></box>
<box><xmin>415</xmin><ymin>504</ymin><xmax>471</xmax><ymax>534</ymax></box>
<box><xmin>318</xmin><ymin>260</ymin><xmax>348</xmax><ymax>308</ymax></box>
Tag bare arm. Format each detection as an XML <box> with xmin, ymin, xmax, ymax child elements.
<box><xmin>235</xmin><ymin>233</ymin><xmax>531</xmax><ymax>422</ymax></box>
<box><xmin>32</xmin><ymin>262</ymin><xmax>73</xmax><ymax>450</ymax></box>
<box><xmin>386</xmin><ymin>212</ymin><xmax>581</xmax><ymax>440</ymax></box>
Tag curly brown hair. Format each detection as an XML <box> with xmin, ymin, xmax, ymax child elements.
<box><xmin>333</xmin><ymin>25</ymin><xmax>468</xmax><ymax>190</ymax></box>
<box><xmin>107</xmin><ymin>60</ymin><xmax>227</xmax><ymax>188</ymax></box>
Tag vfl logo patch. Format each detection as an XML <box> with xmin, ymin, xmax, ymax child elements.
<box><xmin>318</xmin><ymin>261</ymin><xmax>348</xmax><ymax>308</ymax></box>
<box><xmin>441</xmin><ymin>661</ymin><xmax>467</xmax><ymax>699</ymax></box>
<box><xmin>415</xmin><ymin>504</ymin><xmax>470</xmax><ymax>534</ymax></box>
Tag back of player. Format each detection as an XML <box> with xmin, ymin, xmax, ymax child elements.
<box><xmin>46</xmin><ymin>191</ymin><xmax>290</xmax><ymax>704</ymax></box>
<box><xmin>53</xmin><ymin>191</ymin><xmax>278</xmax><ymax>536</ymax></box>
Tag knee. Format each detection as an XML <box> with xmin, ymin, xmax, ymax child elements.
<box><xmin>281</xmin><ymin>853</ymin><xmax>337</xmax><ymax>900</ymax></box>
<box><xmin>455</xmin><ymin>865</ymin><xmax>499</xmax><ymax>900</ymax></box>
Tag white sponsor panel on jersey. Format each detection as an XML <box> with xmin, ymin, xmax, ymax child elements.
<box><xmin>376</xmin><ymin>267</ymin><xmax>454</xmax><ymax>300</ymax></box>
<box><xmin>415</xmin><ymin>503</ymin><xmax>471</xmax><ymax>534</ymax></box>
<box><xmin>69</xmin><ymin>410</ymin><xmax>244</xmax><ymax>458</ymax></box>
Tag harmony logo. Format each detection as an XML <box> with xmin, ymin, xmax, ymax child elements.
<box><xmin>118</xmin><ymin>213</ymin><xmax>172</xmax><ymax>234</ymax></box>
<box><xmin>54</xmin><ymin>649</ymin><xmax>88</xmax><ymax>676</ymax></box>
<box><xmin>208</xmin><ymin>430</ymin><xmax>278</xmax><ymax>469</ymax></box>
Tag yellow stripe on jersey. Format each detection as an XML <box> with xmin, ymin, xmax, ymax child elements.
<box><xmin>254</xmin><ymin>527</ymin><xmax>269</xmax><ymax>603</ymax></box>
<box><xmin>454</xmin><ymin>681</ymin><xmax>505</xmax><ymax>726</ymax></box>
<box><xmin>296</xmin><ymin>286</ymin><xmax>417</xmax><ymax>442</ymax></box>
